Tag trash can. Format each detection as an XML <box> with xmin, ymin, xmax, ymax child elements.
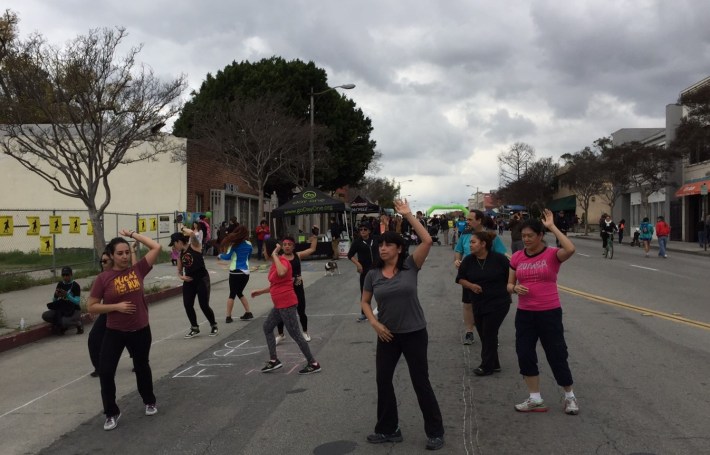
<box><xmin>338</xmin><ymin>240</ymin><xmax>350</xmax><ymax>258</ymax></box>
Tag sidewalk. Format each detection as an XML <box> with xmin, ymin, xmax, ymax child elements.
<box><xmin>0</xmin><ymin>256</ymin><xmax>276</xmax><ymax>352</ymax></box>
<box><xmin>566</xmin><ymin>231</ymin><xmax>710</xmax><ymax>256</ymax></box>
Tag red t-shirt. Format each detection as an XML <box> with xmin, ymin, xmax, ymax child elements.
<box><xmin>90</xmin><ymin>258</ymin><xmax>153</xmax><ymax>331</ymax></box>
<box><xmin>268</xmin><ymin>256</ymin><xmax>297</xmax><ymax>309</ymax></box>
<box><xmin>510</xmin><ymin>247</ymin><xmax>562</xmax><ymax>311</ymax></box>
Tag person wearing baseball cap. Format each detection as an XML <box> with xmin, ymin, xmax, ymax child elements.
<box><xmin>42</xmin><ymin>266</ymin><xmax>83</xmax><ymax>335</ymax></box>
<box><xmin>348</xmin><ymin>222</ymin><xmax>379</xmax><ymax>322</ymax></box>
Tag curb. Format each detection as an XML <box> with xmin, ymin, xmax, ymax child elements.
<box><xmin>0</xmin><ymin>285</ymin><xmax>183</xmax><ymax>354</ymax></box>
<box><xmin>567</xmin><ymin>234</ymin><xmax>710</xmax><ymax>256</ymax></box>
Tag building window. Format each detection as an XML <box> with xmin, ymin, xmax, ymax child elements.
<box><xmin>195</xmin><ymin>194</ymin><xmax>203</xmax><ymax>212</ymax></box>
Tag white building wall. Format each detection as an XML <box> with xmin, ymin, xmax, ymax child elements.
<box><xmin>0</xmin><ymin>136</ymin><xmax>187</xmax><ymax>212</ymax></box>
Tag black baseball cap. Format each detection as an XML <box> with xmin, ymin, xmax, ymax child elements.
<box><xmin>61</xmin><ymin>266</ymin><xmax>72</xmax><ymax>275</ymax></box>
<box><xmin>169</xmin><ymin>232</ymin><xmax>187</xmax><ymax>246</ymax></box>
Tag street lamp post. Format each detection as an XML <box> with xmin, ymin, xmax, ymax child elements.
<box><xmin>309</xmin><ymin>84</ymin><xmax>356</xmax><ymax>187</ymax></box>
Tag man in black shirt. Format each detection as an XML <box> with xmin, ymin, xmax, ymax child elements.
<box><xmin>348</xmin><ymin>223</ymin><xmax>379</xmax><ymax>322</ymax></box>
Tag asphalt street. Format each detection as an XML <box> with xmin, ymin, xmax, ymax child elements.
<box><xmin>1</xmin><ymin>234</ymin><xmax>709</xmax><ymax>454</ymax></box>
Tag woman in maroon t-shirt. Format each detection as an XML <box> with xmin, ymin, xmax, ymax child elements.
<box><xmin>88</xmin><ymin>229</ymin><xmax>161</xmax><ymax>431</ymax></box>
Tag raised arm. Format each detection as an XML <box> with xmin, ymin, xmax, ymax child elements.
<box><xmin>297</xmin><ymin>235</ymin><xmax>318</xmax><ymax>259</ymax></box>
<box><xmin>395</xmin><ymin>199</ymin><xmax>431</xmax><ymax>268</ymax></box>
<box><xmin>541</xmin><ymin>209</ymin><xmax>575</xmax><ymax>263</ymax></box>
<box><xmin>119</xmin><ymin>229</ymin><xmax>161</xmax><ymax>266</ymax></box>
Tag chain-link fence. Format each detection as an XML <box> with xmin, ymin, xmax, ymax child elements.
<box><xmin>0</xmin><ymin>209</ymin><xmax>178</xmax><ymax>279</ymax></box>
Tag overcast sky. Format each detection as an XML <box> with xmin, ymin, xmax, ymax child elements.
<box><xmin>6</xmin><ymin>0</ymin><xmax>710</xmax><ymax>213</ymax></box>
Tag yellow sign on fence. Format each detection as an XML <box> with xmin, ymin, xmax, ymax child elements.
<box><xmin>40</xmin><ymin>236</ymin><xmax>53</xmax><ymax>255</ymax></box>
<box><xmin>26</xmin><ymin>216</ymin><xmax>40</xmax><ymax>235</ymax></box>
<box><xmin>138</xmin><ymin>218</ymin><xmax>146</xmax><ymax>233</ymax></box>
<box><xmin>69</xmin><ymin>216</ymin><xmax>81</xmax><ymax>234</ymax></box>
<box><xmin>1</xmin><ymin>216</ymin><xmax>14</xmax><ymax>236</ymax></box>
<box><xmin>150</xmin><ymin>217</ymin><xmax>157</xmax><ymax>231</ymax></box>
<box><xmin>49</xmin><ymin>216</ymin><xmax>62</xmax><ymax>234</ymax></box>
<box><xmin>87</xmin><ymin>219</ymin><xmax>93</xmax><ymax>235</ymax></box>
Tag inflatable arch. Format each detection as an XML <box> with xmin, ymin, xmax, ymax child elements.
<box><xmin>425</xmin><ymin>205</ymin><xmax>469</xmax><ymax>217</ymax></box>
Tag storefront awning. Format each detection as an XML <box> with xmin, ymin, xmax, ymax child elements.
<box><xmin>547</xmin><ymin>195</ymin><xmax>577</xmax><ymax>212</ymax></box>
<box><xmin>675</xmin><ymin>180</ymin><xmax>710</xmax><ymax>197</ymax></box>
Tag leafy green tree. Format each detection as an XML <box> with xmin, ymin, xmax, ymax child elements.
<box><xmin>560</xmin><ymin>147</ymin><xmax>606</xmax><ymax>234</ymax></box>
<box><xmin>614</xmin><ymin>141</ymin><xmax>681</xmax><ymax>218</ymax></box>
<box><xmin>351</xmin><ymin>177</ymin><xmax>398</xmax><ymax>210</ymax></box>
<box><xmin>0</xmin><ymin>25</ymin><xmax>186</xmax><ymax>253</ymax></box>
<box><xmin>670</xmin><ymin>83</ymin><xmax>710</xmax><ymax>165</ymax></box>
<box><xmin>173</xmin><ymin>57</ymin><xmax>376</xmax><ymax>193</ymax></box>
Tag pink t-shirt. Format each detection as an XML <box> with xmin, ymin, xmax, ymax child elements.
<box><xmin>90</xmin><ymin>258</ymin><xmax>152</xmax><ymax>331</ymax></box>
<box><xmin>510</xmin><ymin>247</ymin><xmax>562</xmax><ymax>311</ymax></box>
<box><xmin>268</xmin><ymin>256</ymin><xmax>297</xmax><ymax>309</ymax></box>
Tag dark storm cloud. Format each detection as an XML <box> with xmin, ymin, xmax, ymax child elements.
<box><xmin>6</xmin><ymin>0</ymin><xmax>710</xmax><ymax>209</ymax></box>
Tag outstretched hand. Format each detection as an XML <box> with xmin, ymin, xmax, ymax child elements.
<box><xmin>541</xmin><ymin>209</ymin><xmax>555</xmax><ymax>229</ymax></box>
<box><xmin>394</xmin><ymin>198</ymin><xmax>412</xmax><ymax>215</ymax></box>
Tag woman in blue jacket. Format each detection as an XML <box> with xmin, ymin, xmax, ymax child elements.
<box><xmin>218</xmin><ymin>225</ymin><xmax>254</xmax><ymax>322</ymax></box>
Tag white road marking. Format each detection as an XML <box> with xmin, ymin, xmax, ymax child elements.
<box><xmin>630</xmin><ymin>264</ymin><xmax>658</xmax><ymax>271</ymax></box>
<box><xmin>578</xmin><ymin>253</ymin><xmax>590</xmax><ymax>257</ymax></box>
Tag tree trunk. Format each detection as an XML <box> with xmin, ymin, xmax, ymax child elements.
<box><xmin>88</xmin><ymin>209</ymin><xmax>107</xmax><ymax>255</ymax></box>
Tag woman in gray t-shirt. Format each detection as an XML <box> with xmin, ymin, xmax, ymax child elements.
<box><xmin>360</xmin><ymin>199</ymin><xmax>445</xmax><ymax>451</ymax></box>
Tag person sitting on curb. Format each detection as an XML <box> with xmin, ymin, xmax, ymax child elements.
<box><xmin>42</xmin><ymin>266</ymin><xmax>83</xmax><ymax>335</ymax></box>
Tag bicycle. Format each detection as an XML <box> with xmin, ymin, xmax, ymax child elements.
<box><xmin>602</xmin><ymin>231</ymin><xmax>616</xmax><ymax>259</ymax></box>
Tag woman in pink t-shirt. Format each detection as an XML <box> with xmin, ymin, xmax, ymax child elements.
<box><xmin>251</xmin><ymin>238</ymin><xmax>321</xmax><ymax>375</ymax></box>
<box><xmin>507</xmin><ymin>209</ymin><xmax>579</xmax><ymax>416</ymax></box>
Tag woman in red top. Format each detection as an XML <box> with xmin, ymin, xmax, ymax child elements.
<box><xmin>88</xmin><ymin>229</ymin><xmax>161</xmax><ymax>431</ymax></box>
<box><xmin>255</xmin><ymin>219</ymin><xmax>270</xmax><ymax>260</ymax></box>
<box><xmin>251</xmin><ymin>238</ymin><xmax>321</xmax><ymax>375</ymax></box>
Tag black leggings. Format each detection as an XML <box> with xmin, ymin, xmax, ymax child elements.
<box><xmin>183</xmin><ymin>275</ymin><xmax>216</xmax><ymax>327</ymax></box>
<box><xmin>278</xmin><ymin>285</ymin><xmax>307</xmax><ymax>334</ymax></box>
<box><xmin>228</xmin><ymin>272</ymin><xmax>249</xmax><ymax>299</ymax></box>
<box><xmin>99</xmin><ymin>326</ymin><xmax>155</xmax><ymax>416</ymax></box>
<box><xmin>89</xmin><ymin>314</ymin><xmax>135</xmax><ymax>371</ymax></box>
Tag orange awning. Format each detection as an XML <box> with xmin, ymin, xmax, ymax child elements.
<box><xmin>675</xmin><ymin>180</ymin><xmax>710</xmax><ymax>197</ymax></box>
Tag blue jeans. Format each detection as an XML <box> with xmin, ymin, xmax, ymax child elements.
<box><xmin>657</xmin><ymin>236</ymin><xmax>668</xmax><ymax>257</ymax></box>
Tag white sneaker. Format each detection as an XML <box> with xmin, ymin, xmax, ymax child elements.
<box><xmin>145</xmin><ymin>404</ymin><xmax>158</xmax><ymax>416</ymax></box>
<box><xmin>103</xmin><ymin>413</ymin><xmax>121</xmax><ymax>431</ymax></box>
<box><xmin>564</xmin><ymin>397</ymin><xmax>579</xmax><ymax>415</ymax></box>
<box><xmin>514</xmin><ymin>397</ymin><xmax>548</xmax><ymax>412</ymax></box>
<box><xmin>275</xmin><ymin>334</ymin><xmax>285</xmax><ymax>345</ymax></box>
<box><xmin>303</xmin><ymin>332</ymin><xmax>311</xmax><ymax>342</ymax></box>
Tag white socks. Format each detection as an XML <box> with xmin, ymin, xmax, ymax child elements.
<box><xmin>529</xmin><ymin>392</ymin><xmax>542</xmax><ymax>402</ymax></box>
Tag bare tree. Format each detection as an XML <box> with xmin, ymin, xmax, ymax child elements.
<box><xmin>192</xmin><ymin>97</ymin><xmax>310</xmax><ymax>220</ymax></box>
<box><xmin>0</xmin><ymin>26</ymin><xmax>187</xmax><ymax>252</ymax></box>
<box><xmin>498</xmin><ymin>142</ymin><xmax>535</xmax><ymax>186</ymax></box>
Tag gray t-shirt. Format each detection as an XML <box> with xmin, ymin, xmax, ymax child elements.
<box><xmin>363</xmin><ymin>255</ymin><xmax>427</xmax><ymax>334</ymax></box>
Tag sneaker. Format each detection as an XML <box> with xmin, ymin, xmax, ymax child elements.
<box><xmin>184</xmin><ymin>327</ymin><xmax>200</xmax><ymax>338</ymax></box>
<box><xmin>275</xmin><ymin>334</ymin><xmax>285</xmax><ymax>345</ymax></box>
<box><xmin>564</xmin><ymin>397</ymin><xmax>579</xmax><ymax>415</ymax></box>
<box><xmin>261</xmin><ymin>359</ymin><xmax>282</xmax><ymax>373</ymax></box>
<box><xmin>240</xmin><ymin>312</ymin><xmax>254</xmax><ymax>320</ymax></box>
<box><xmin>298</xmin><ymin>362</ymin><xmax>322</xmax><ymax>375</ymax></box>
<box><xmin>90</xmin><ymin>370</ymin><xmax>99</xmax><ymax>378</ymax></box>
<box><xmin>145</xmin><ymin>404</ymin><xmax>158</xmax><ymax>416</ymax></box>
<box><xmin>303</xmin><ymin>332</ymin><xmax>312</xmax><ymax>342</ymax></box>
<box><xmin>209</xmin><ymin>325</ymin><xmax>219</xmax><ymax>336</ymax></box>
<box><xmin>103</xmin><ymin>413</ymin><xmax>121</xmax><ymax>431</ymax></box>
<box><xmin>426</xmin><ymin>436</ymin><xmax>445</xmax><ymax>450</ymax></box>
<box><xmin>225</xmin><ymin>316</ymin><xmax>233</xmax><ymax>323</ymax></box>
<box><xmin>515</xmin><ymin>397</ymin><xmax>548</xmax><ymax>413</ymax></box>
<box><xmin>367</xmin><ymin>428</ymin><xmax>403</xmax><ymax>444</ymax></box>
<box><xmin>463</xmin><ymin>332</ymin><xmax>474</xmax><ymax>345</ymax></box>
<box><xmin>76</xmin><ymin>326</ymin><xmax>84</xmax><ymax>335</ymax></box>
<box><xmin>356</xmin><ymin>314</ymin><xmax>367</xmax><ymax>322</ymax></box>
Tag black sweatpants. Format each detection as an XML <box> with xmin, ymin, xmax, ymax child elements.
<box><xmin>375</xmin><ymin>328</ymin><xmax>444</xmax><ymax>438</ymax></box>
<box><xmin>99</xmin><ymin>326</ymin><xmax>155</xmax><ymax>416</ymax></box>
<box><xmin>183</xmin><ymin>275</ymin><xmax>216</xmax><ymax>327</ymax></box>
<box><xmin>515</xmin><ymin>307</ymin><xmax>573</xmax><ymax>387</ymax></box>
<box><xmin>473</xmin><ymin>304</ymin><xmax>510</xmax><ymax>372</ymax></box>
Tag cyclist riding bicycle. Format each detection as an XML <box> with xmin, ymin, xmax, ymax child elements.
<box><xmin>600</xmin><ymin>214</ymin><xmax>617</xmax><ymax>256</ymax></box>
